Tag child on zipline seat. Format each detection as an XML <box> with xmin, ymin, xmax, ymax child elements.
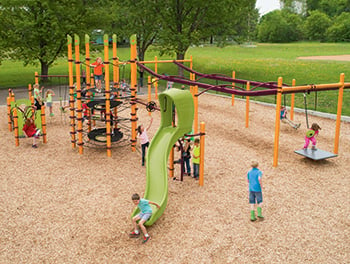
<box><xmin>280</xmin><ymin>106</ymin><xmax>301</xmax><ymax>130</ymax></box>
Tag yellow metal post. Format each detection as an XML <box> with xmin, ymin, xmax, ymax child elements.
<box><xmin>74</xmin><ymin>34</ymin><xmax>83</xmax><ymax>154</ymax></box>
<box><xmin>334</xmin><ymin>73</ymin><xmax>345</xmax><ymax>154</ymax></box>
<box><xmin>199</xmin><ymin>122</ymin><xmax>205</xmax><ymax>187</ymax></box>
<box><xmin>245</xmin><ymin>82</ymin><xmax>250</xmax><ymax>128</ymax></box>
<box><xmin>67</xmin><ymin>35</ymin><xmax>76</xmax><ymax>148</ymax></box>
<box><xmin>273</xmin><ymin>77</ymin><xmax>283</xmax><ymax>167</ymax></box>
<box><xmin>130</xmin><ymin>34</ymin><xmax>138</xmax><ymax>152</ymax></box>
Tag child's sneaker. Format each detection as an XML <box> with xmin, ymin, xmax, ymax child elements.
<box><xmin>128</xmin><ymin>231</ymin><xmax>140</xmax><ymax>238</ymax></box>
<box><xmin>311</xmin><ymin>146</ymin><xmax>317</xmax><ymax>150</ymax></box>
<box><xmin>294</xmin><ymin>123</ymin><xmax>301</xmax><ymax>129</ymax></box>
<box><xmin>50</xmin><ymin>113</ymin><xmax>54</xmax><ymax>117</ymax></box>
<box><xmin>142</xmin><ymin>235</ymin><xmax>151</xmax><ymax>244</ymax></box>
<box><xmin>32</xmin><ymin>144</ymin><xmax>38</xmax><ymax>148</ymax></box>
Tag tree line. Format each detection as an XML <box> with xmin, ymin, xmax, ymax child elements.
<box><xmin>0</xmin><ymin>0</ymin><xmax>348</xmax><ymax>77</ymax></box>
<box><xmin>257</xmin><ymin>0</ymin><xmax>350</xmax><ymax>42</ymax></box>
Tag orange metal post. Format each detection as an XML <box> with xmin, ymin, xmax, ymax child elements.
<box><xmin>74</xmin><ymin>34</ymin><xmax>83</xmax><ymax>155</ymax></box>
<box><xmin>35</xmin><ymin>72</ymin><xmax>39</xmax><ymax>85</ymax></box>
<box><xmin>194</xmin><ymin>85</ymin><xmax>198</xmax><ymax>134</ymax></box>
<box><xmin>13</xmin><ymin>107</ymin><xmax>19</xmax><ymax>146</ymax></box>
<box><xmin>130</xmin><ymin>35</ymin><xmax>138</xmax><ymax>152</ymax></box>
<box><xmin>148</xmin><ymin>76</ymin><xmax>152</xmax><ymax>116</ymax></box>
<box><xmin>112</xmin><ymin>34</ymin><xmax>119</xmax><ymax>96</ymax></box>
<box><xmin>85</xmin><ymin>34</ymin><xmax>92</xmax><ymax>133</ymax></box>
<box><xmin>154</xmin><ymin>56</ymin><xmax>158</xmax><ymax>99</ymax></box>
<box><xmin>334</xmin><ymin>73</ymin><xmax>345</xmax><ymax>154</ymax></box>
<box><xmin>245</xmin><ymin>82</ymin><xmax>250</xmax><ymax>128</ymax></box>
<box><xmin>273</xmin><ymin>77</ymin><xmax>283</xmax><ymax>167</ymax></box>
<box><xmin>41</xmin><ymin>105</ymin><xmax>47</xmax><ymax>143</ymax></box>
<box><xmin>28</xmin><ymin>84</ymin><xmax>32</xmax><ymax>99</ymax></box>
<box><xmin>290</xmin><ymin>79</ymin><xmax>295</xmax><ymax>120</ymax></box>
<box><xmin>30</xmin><ymin>95</ymin><xmax>35</xmax><ymax>117</ymax></box>
<box><xmin>67</xmin><ymin>35</ymin><xmax>76</xmax><ymax>148</ymax></box>
<box><xmin>112</xmin><ymin>34</ymin><xmax>119</xmax><ymax>130</ymax></box>
<box><xmin>104</xmin><ymin>34</ymin><xmax>112</xmax><ymax>157</ymax></box>
<box><xmin>199</xmin><ymin>122</ymin><xmax>205</xmax><ymax>187</ymax></box>
<box><xmin>232</xmin><ymin>71</ymin><xmax>235</xmax><ymax>106</ymax></box>
<box><xmin>7</xmin><ymin>97</ymin><xmax>12</xmax><ymax>131</ymax></box>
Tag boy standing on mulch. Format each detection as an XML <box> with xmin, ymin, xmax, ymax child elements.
<box><xmin>129</xmin><ymin>193</ymin><xmax>160</xmax><ymax>244</ymax></box>
<box><xmin>247</xmin><ymin>160</ymin><xmax>264</xmax><ymax>221</ymax></box>
<box><xmin>192</xmin><ymin>138</ymin><xmax>200</xmax><ymax>179</ymax></box>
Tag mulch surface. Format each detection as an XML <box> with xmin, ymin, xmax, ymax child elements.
<box><xmin>1</xmin><ymin>93</ymin><xmax>349</xmax><ymax>263</ymax></box>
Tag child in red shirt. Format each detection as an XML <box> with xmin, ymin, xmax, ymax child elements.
<box><xmin>22</xmin><ymin>118</ymin><xmax>41</xmax><ymax>148</ymax></box>
<box><xmin>90</xmin><ymin>57</ymin><xmax>104</xmax><ymax>92</ymax></box>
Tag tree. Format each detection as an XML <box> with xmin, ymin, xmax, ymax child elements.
<box><xmin>257</xmin><ymin>10</ymin><xmax>301</xmax><ymax>42</ymax></box>
<box><xmin>115</xmin><ymin>0</ymin><xmax>162</xmax><ymax>86</ymax></box>
<box><xmin>326</xmin><ymin>12</ymin><xmax>350</xmax><ymax>42</ymax></box>
<box><xmin>304</xmin><ymin>10</ymin><xmax>332</xmax><ymax>41</ymax></box>
<box><xmin>151</xmin><ymin>0</ymin><xmax>248</xmax><ymax>75</ymax></box>
<box><xmin>0</xmin><ymin>0</ymin><xmax>115</xmax><ymax>77</ymax></box>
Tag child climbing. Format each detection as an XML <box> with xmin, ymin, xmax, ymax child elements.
<box><xmin>303</xmin><ymin>123</ymin><xmax>321</xmax><ymax>150</ymax></box>
<box><xmin>280</xmin><ymin>106</ymin><xmax>300</xmax><ymax>129</ymax></box>
<box><xmin>247</xmin><ymin>160</ymin><xmax>264</xmax><ymax>222</ymax></box>
<box><xmin>45</xmin><ymin>89</ymin><xmax>55</xmax><ymax>117</ymax></box>
<box><xmin>22</xmin><ymin>118</ymin><xmax>41</xmax><ymax>148</ymax></box>
<box><xmin>137</xmin><ymin>117</ymin><xmax>153</xmax><ymax>166</ymax></box>
<box><xmin>129</xmin><ymin>193</ymin><xmax>160</xmax><ymax>244</ymax></box>
<box><xmin>90</xmin><ymin>57</ymin><xmax>104</xmax><ymax>92</ymax></box>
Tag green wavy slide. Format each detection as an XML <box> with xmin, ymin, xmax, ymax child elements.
<box><xmin>132</xmin><ymin>88</ymin><xmax>194</xmax><ymax>226</ymax></box>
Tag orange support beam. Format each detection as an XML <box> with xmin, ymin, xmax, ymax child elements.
<box><xmin>104</xmin><ymin>34</ymin><xmax>112</xmax><ymax>157</ymax></box>
<box><xmin>334</xmin><ymin>73</ymin><xmax>345</xmax><ymax>154</ymax></box>
<box><xmin>154</xmin><ymin>56</ymin><xmax>158</xmax><ymax>99</ymax></box>
<box><xmin>290</xmin><ymin>79</ymin><xmax>295</xmax><ymax>120</ymax></box>
<box><xmin>74</xmin><ymin>34</ymin><xmax>83</xmax><ymax>155</ymax></box>
<box><xmin>67</xmin><ymin>35</ymin><xmax>76</xmax><ymax>148</ymax></box>
<box><xmin>13</xmin><ymin>107</ymin><xmax>19</xmax><ymax>146</ymax></box>
<box><xmin>7</xmin><ymin>96</ymin><xmax>12</xmax><ymax>132</ymax></box>
<box><xmin>130</xmin><ymin>34</ymin><xmax>138</xmax><ymax>152</ymax></box>
<box><xmin>41</xmin><ymin>105</ymin><xmax>47</xmax><ymax>143</ymax></box>
<box><xmin>273</xmin><ymin>77</ymin><xmax>283</xmax><ymax>167</ymax></box>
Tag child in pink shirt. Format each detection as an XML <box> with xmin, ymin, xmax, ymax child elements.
<box><xmin>137</xmin><ymin>117</ymin><xmax>153</xmax><ymax>166</ymax></box>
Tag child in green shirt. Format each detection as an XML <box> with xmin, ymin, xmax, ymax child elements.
<box><xmin>192</xmin><ymin>138</ymin><xmax>200</xmax><ymax>179</ymax></box>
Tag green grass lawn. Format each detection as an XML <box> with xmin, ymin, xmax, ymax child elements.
<box><xmin>1</xmin><ymin>42</ymin><xmax>349</xmax><ymax>115</ymax></box>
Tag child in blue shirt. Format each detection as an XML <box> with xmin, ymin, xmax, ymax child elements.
<box><xmin>247</xmin><ymin>160</ymin><xmax>264</xmax><ymax>221</ymax></box>
<box><xmin>129</xmin><ymin>193</ymin><xmax>160</xmax><ymax>244</ymax></box>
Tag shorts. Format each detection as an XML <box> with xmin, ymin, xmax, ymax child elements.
<box><xmin>249</xmin><ymin>191</ymin><xmax>263</xmax><ymax>204</ymax></box>
<box><xmin>138</xmin><ymin>212</ymin><xmax>152</xmax><ymax>221</ymax></box>
<box><xmin>46</xmin><ymin>102</ymin><xmax>52</xmax><ymax>107</ymax></box>
<box><xmin>94</xmin><ymin>75</ymin><xmax>103</xmax><ymax>81</ymax></box>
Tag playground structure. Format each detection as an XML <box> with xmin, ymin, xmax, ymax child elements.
<box><xmin>7</xmin><ymin>89</ymin><xmax>47</xmax><ymax>146</ymax></box>
<box><xmin>135</xmin><ymin>60</ymin><xmax>349</xmax><ymax>166</ymax></box>
<box><xmin>66</xmin><ymin>33</ymin><xmax>206</xmax><ymax>183</ymax></box>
